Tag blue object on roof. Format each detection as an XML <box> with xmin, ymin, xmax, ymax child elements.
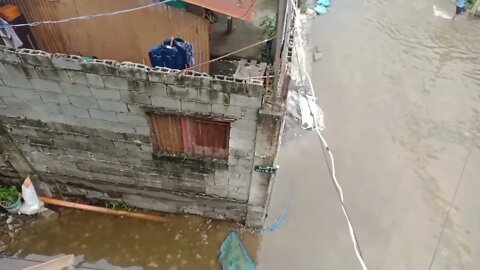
<box><xmin>318</xmin><ymin>0</ymin><xmax>331</xmax><ymax>7</ymax></box>
<box><xmin>219</xmin><ymin>231</ymin><xmax>256</xmax><ymax>270</ymax></box>
<box><xmin>314</xmin><ymin>4</ymin><xmax>329</xmax><ymax>15</ymax></box>
<box><xmin>149</xmin><ymin>37</ymin><xmax>194</xmax><ymax>70</ymax></box>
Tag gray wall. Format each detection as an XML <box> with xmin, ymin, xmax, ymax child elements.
<box><xmin>0</xmin><ymin>47</ymin><xmax>280</xmax><ymax>226</ymax></box>
<box><xmin>0</xmin><ymin>155</ymin><xmax>19</xmax><ymax>186</ymax></box>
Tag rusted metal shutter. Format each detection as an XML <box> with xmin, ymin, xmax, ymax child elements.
<box><xmin>190</xmin><ymin>119</ymin><xmax>229</xmax><ymax>159</ymax></box>
<box><xmin>149</xmin><ymin>114</ymin><xmax>184</xmax><ymax>153</ymax></box>
<box><xmin>149</xmin><ymin>113</ymin><xmax>230</xmax><ymax>159</ymax></box>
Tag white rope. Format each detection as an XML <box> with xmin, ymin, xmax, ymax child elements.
<box><xmin>288</xmin><ymin>0</ymin><xmax>368</xmax><ymax>268</ymax></box>
<box><xmin>3</xmin><ymin>0</ymin><xmax>173</xmax><ymax>28</ymax></box>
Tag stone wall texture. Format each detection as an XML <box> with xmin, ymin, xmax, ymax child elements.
<box><xmin>0</xmin><ymin>47</ymin><xmax>281</xmax><ymax>227</ymax></box>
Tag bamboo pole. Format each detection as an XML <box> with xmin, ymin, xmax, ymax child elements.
<box><xmin>472</xmin><ymin>0</ymin><xmax>480</xmax><ymax>15</ymax></box>
<box><xmin>39</xmin><ymin>196</ymin><xmax>168</xmax><ymax>222</ymax></box>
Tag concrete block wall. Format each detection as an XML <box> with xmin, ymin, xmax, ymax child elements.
<box><xmin>0</xmin><ymin>154</ymin><xmax>20</xmax><ymax>185</ymax></box>
<box><xmin>0</xmin><ymin>47</ymin><xmax>282</xmax><ymax>226</ymax></box>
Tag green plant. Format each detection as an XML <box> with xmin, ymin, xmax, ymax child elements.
<box><xmin>0</xmin><ymin>186</ymin><xmax>19</xmax><ymax>206</ymax></box>
<box><xmin>260</xmin><ymin>15</ymin><xmax>277</xmax><ymax>64</ymax></box>
<box><xmin>105</xmin><ymin>201</ymin><xmax>135</xmax><ymax>211</ymax></box>
<box><xmin>260</xmin><ymin>15</ymin><xmax>277</xmax><ymax>39</ymax></box>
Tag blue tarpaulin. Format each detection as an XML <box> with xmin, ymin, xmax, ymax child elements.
<box><xmin>219</xmin><ymin>232</ymin><xmax>256</xmax><ymax>270</ymax></box>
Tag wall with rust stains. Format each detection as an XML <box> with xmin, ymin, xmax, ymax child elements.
<box><xmin>0</xmin><ymin>47</ymin><xmax>280</xmax><ymax>227</ymax></box>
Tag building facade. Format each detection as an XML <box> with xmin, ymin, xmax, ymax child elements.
<box><xmin>0</xmin><ymin>49</ymin><xmax>284</xmax><ymax>227</ymax></box>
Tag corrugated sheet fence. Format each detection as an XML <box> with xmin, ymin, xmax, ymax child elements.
<box><xmin>7</xmin><ymin>0</ymin><xmax>210</xmax><ymax>72</ymax></box>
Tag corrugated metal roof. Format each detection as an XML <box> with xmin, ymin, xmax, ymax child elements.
<box><xmin>183</xmin><ymin>0</ymin><xmax>255</xmax><ymax>20</ymax></box>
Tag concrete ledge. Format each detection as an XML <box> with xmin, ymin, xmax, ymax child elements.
<box><xmin>0</xmin><ymin>47</ymin><xmax>266</xmax><ymax>98</ymax></box>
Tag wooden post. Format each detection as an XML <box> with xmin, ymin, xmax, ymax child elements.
<box><xmin>226</xmin><ymin>16</ymin><xmax>233</xmax><ymax>35</ymax></box>
<box><xmin>22</xmin><ymin>255</ymin><xmax>74</xmax><ymax>270</ymax></box>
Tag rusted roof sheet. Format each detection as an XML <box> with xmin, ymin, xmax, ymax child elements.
<box><xmin>183</xmin><ymin>0</ymin><xmax>255</xmax><ymax>20</ymax></box>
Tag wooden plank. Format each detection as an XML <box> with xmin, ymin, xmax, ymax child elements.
<box><xmin>150</xmin><ymin>114</ymin><xmax>184</xmax><ymax>153</ymax></box>
<box><xmin>22</xmin><ymin>255</ymin><xmax>74</xmax><ymax>270</ymax></box>
<box><xmin>8</xmin><ymin>0</ymin><xmax>210</xmax><ymax>72</ymax></box>
<box><xmin>190</xmin><ymin>119</ymin><xmax>229</xmax><ymax>159</ymax></box>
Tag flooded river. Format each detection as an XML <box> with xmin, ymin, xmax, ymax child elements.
<box><xmin>2</xmin><ymin>0</ymin><xmax>480</xmax><ymax>269</ymax></box>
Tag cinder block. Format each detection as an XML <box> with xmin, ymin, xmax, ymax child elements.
<box><xmin>67</xmin><ymin>70</ymin><xmax>87</xmax><ymax>84</ymax></box>
<box><xmin>0</xmin><ymin>105</ymin><xmax>24</xmax><ymax>117</ymax></box>
<box><xmin>59</xmin><ymin>104</ymin><xmax>90</xmax><ymax>118</ymax></box>
<box><xmin>90</xmin><ymin>88</ymin><xmax>121</xmax><ymax>100</ymax></box>
<box><xmin>230</xmin><ymin>126</ymin><xmax>256</xmax><ymax>141</ymax></box>
<box><xmin>134</xmin><ymin>126</ymin><xmax>150</xmax><ymax>135</ymax></box>
<box><xmin>145</xmin><ymin>82</ymin><xmax>167</xmax><ymax>97</ymax></box>
<box><xmin>18</xmin><ymin>49</ymin><xmax>53</xmax><ymax>67</ymax></box>
<box><xmin>0</xmin><ymin>86</ymin><xmax>13</xmax><ymax>97</ymax></box>
<box><xmin>231</xmin><ymin>119</ymin><xmax>257</xmax><ymax>132</ymax></box>
<box><xmin>1</xmin><ymin>96</ymin><xmax>24</xmax><ymax>108</ymax></box>
<box><xmin>0</xmin><ymin>47</ymin><xmax>22</xmax><ymax>63</ymax></box>
<box><xmin>228</xmin><ymin>154</ymin><xmax>254</xmax><ymax>166</ymax></box>
<box><xmin>166</xmin><ymin>85</ymin><xmax>197</xmax><ymax>100</ymax></box>
<box><xmin>181</xmin><ymin>100</ymin><xmax>211</xmax><ymax>114</ymax></box>
<box><xmin>126</xmin><ymin>104</ymin><xmax>146</xmax><ymax>115</ymax></box>
<box><xmin>82</xmin><ymin>60</ymin><xmax>119</xmax><ymax>76</ymax></box>
<box><xmin>36</xmin><ymin>67</ymin><xmax>70</xmax><ymax>82</ymax></box>
<box><xmin>86</xmin><ymin>73</ymin><xmax>105</xmax><ymax>87</ymax></box>
<box><xmin>228</xmin><ymin>187</ymin><xmax>249</xmax><ymax>201</ymax></box>
<box><xmin>74</xmin><ymin>118</ymin><xmax>110</xmax><ymax>132</ymax></box>
<box><xmin>89</xmin><ymin>109</ymin><xmax>118</xmax><ymax>122</ymax></box>
<box><xmin>98</xmin><ymin>100</ymin><xmax>128</xmax><ymax>112</ymax></box>
<box><xmin>0</xmin><ymin>63</ymin><xmax>6</xmax><ymax>74</ymax></box>
<box><xmin>4</xmin><ymin>62</ymin><xmax>37</xmax><ymax>78</ymax></box>
<box><xmin>103</xmin><ymin>76</ymin><xmax>129</xmax><ymax>90</ymax></box>
<box><xmin>117</xmin><ymin>113</ymin><xmax>148</xmax><ymax>126</ymax></box>
<box><xmin>107</xmin><ymin>121</ymin><xmax>136</xmax><ymax>134</ymax></box>
<box><xmin>12</xmin><ymin>88</ymin><xmax>41</xmax><ymax>101</ymax></box>
<box><xmin>151</xmin><ymin>96</ymin><xmax>181</xmax><ymax>110</ymax></box>
<box><xmin>129</xmin><ymin>93</ymin><xmax>151</xmax><ymax>105</ymax></box>
<box><xmin>30</xmin><ymin>78</ymin><xmax>62</xmax><ymax>93</ymax></box>
<box><xmin>69</xmin><ymin>96</ymin><xmax>99</xmax><ymax>109</ymax></box>
<box><xmin>198</xmin><ymin>89</ymin><xmax>230</xmax><ymax>104</ymax></box>
<box><xmin>228</xmin><ymin>176</ymin><xmax>251</xmax><ymax>188</ymax></box>
<box><xmin>40</xmin><ymin>92</ymin><xmax>70</xmax><ymax>104</ymax></box>
<box><xmin>148</xmin><ymin>68</ymin><xmax>177</xmax><ymax>84</ymax></box>
<box><xmin>230</xmin><ymin>94</ymin><xmax>261</xmax><ymax>108</ymax></box>
<box><xmin>229</xmin><ymin>136</ymin><xmax>256</xmax><ymax>150</ymax></box>
<box><xmin>206</xmin><ymin>186</ymin><xmax>228</xmax><ymax>197</ymax></box>
<box><xmin>2</xmin><ymin>76</ymin><xmax>33</xmax><ymax>89</ymax></box>
<box><xmin>211</xmin><ymin>104</ymin><xmax>242</xmax><ymax>118</ymax></box>
<box><xmin>247</xmin><ymin>84</ymin><xmax>265</xmax><ymax>98</ymax></box>
<box><xmin>239</xmin><ymin>107</ymin><xmax>258</xmax><ymax>120</ymax></box>
<box><xmin>61</xmin><ymin>83</ymin><xmax>91</xmax><ymax>97</ymax></box>
<box><xmin>117</xmin><ymin>62</ymin><xmax>149</xmax><ymax>80</ymax></box>
<box><xmin>180</xmin><ymin>72</ymin><xmax>212</xmax><ymax>89</ymax></box>
<box><xmin>51</xmin><ymin>54</ymin><xmax>84</xmax><ymax>70</ymax></box>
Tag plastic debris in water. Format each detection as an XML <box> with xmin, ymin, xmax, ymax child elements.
<box><xmin>219</xmin><ymin>231</ymin><xmax>256</xmax><ymax>270</ymax></box>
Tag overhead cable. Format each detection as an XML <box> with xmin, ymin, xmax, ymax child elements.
<box><xmin>3</xmin><ymin>0</ymin><xmax>174</xmax><ymax>28</ymax></box>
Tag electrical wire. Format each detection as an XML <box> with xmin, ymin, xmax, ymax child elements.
<box><xmin>181</xmin><ymin>36</ymin><xmax>275</xmax><ymax>72</ymax></box>
<box><xmin>2</xmin><ymin>0</ymin><xmax>174</xmax><ymax>28</ymax></box>
<box><xmin>288</xmin><ymin>0</ymin><xmax>368</xmax><ymax>268</ymax></box>
<box><xmin>427</xmin><ymin>135</ymin><xmax>476</xmax><ymax>269</ymax></box>
<box><xmin>237</xmin><ymin>0</ymin><xmax>257</xmax><ymax>20</ymax></box>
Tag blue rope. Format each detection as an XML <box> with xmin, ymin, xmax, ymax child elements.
<box><xmin>263</xmin><ymin>192</ymin><xmax>292</xmax><ymax>232</ymax></box>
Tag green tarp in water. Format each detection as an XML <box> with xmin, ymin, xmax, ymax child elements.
<box><xmin>219</xmin><ymin>232</ymin><xmax>256</xmax><ymax>270</ymax></box>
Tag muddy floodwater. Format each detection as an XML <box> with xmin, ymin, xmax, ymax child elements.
<box><xmin>2</xmin><ymin>0</ymin><xmax>480</xmax><ymax>269</ymax></box>
<box><xmin>5</xmin><ymin>210</ymin><xmax>260</xmax><ymax>269</ymax></box>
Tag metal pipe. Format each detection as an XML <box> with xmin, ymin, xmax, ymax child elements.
<box><xmin>39</xmin><ymin>196</ymin><xmax>168</xmax><ymax>222</ymax></box>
